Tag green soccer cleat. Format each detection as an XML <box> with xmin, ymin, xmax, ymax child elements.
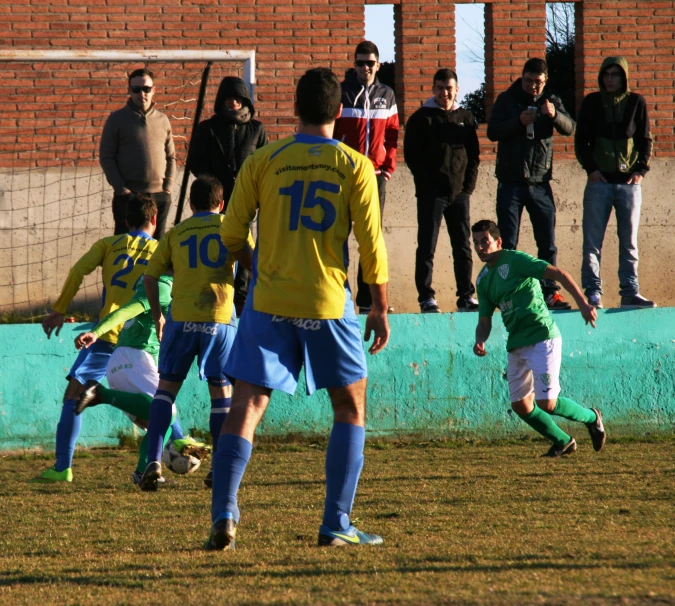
<box><xmin>172</xmin><ymin>437</ymin><xmax>211</xmax><ymax>460</ymax></box>
<box><xmin>32</xmin><ymin>466</ymin><xmax>73</xmax><ymax>483</ymax></box>
<box><xmin>318</xmin><ymin>524</ymin><xmax>384</xmax><ymax>547</ymax></box>
<box><xmin>205</xmin><ymin>514</ymin><xmax>237</xmax><ymax>551</ymax></box>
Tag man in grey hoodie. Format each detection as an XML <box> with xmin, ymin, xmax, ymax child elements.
<box><xmin>100</xmin><ymin>68</ymin><xmax>176</xmax><ymax>239</ymax></box>
<box><xmin>404</xmin><ymin>68</ymin><xmax>480</xmax><ymax>313</ymax></box>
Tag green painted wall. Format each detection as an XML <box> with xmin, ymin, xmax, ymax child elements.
<box><xmin>1</xmin><ymin>309</ymin><xmax>673</xmax><ymax>451</ymax></box>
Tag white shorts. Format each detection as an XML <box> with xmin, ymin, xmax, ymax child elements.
<box><xmin>507</xmin><ymin>337</ymin><xmax>562</xmax><ymax>402</ymax></box>
<box><xmin>106</xmin><ymin>346</ymin><xmax>159</xmax><ymax>397</ymax></box>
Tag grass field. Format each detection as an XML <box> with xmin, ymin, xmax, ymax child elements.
<box><xmin>1</xmin><ymin>439</ymin><xmax>674</xmax><ymax>605</ymax></box>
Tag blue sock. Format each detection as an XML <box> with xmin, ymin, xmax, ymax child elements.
<box><xmin>169</xmin><ymin>418</ymin><xmax>185</xmax><ymax>442</ymax></box>
<box><xmin>211</xmin><ymin>434</ymin><xmax>252</xmax><ymax>524</ymax></box>
<box><xmin>55</xmin><ymin>399</ymin><xmax>81</xmax><ymax>472</ymax></box>
<box><xmin>146</xmin><ymin>390</ymin><xmax>175</xmax><ymax>465</ymax></box>
<box><xmin>322</xmin><ymin>423</ymin><xmax>365</xmax><ymax>531</ymax></box>
<box><xmin>209</xmin><ymin>397</ymin><xmax>231</xmax><ymax>453</ymax></box>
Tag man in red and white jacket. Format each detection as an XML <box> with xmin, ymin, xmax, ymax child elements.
<box><xmin>334</xmin><ymin>40</ymin><xmax>399</xmax><ymax>313</ymax></box>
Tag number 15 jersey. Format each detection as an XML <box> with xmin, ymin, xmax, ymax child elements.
<box><xmin>221</xmin><ymin>133</ymin><xmax>389</xmax><ymax>320</ymax></box>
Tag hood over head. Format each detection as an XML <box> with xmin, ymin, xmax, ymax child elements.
<box><xmin>598</xmin><ymin>56</ymin><xmax>630</xmax><ymax>94</ymax></box>
<box><xmin>214</xmin><ymin>76</ymin><xmax>255</xmax><ymax>115</ymax></box>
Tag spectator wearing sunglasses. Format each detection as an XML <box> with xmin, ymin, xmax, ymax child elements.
<box><xmin>100</xmin><ymin>68</ymin><xmax>176</xmax><ymax>239</ymax></box>
<box><xmin>334</xmin><ymin>41</ymin><xmax>399</xmax><ymax>314</ymax></box>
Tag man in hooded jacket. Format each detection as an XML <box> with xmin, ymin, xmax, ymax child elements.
<box><xmin>575</xmin><ymin>57</ymin><xmax>654</xmax><ymax>309</ymax></box>
<box><xmin>188</xmin><ymin>76</ymin><xmax>269</xmax><ymax>312</ymax></box>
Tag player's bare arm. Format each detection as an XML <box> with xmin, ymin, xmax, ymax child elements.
<box><xmin>74</xmin><ymin>332</ymin><xmax>98</xmax><ymax>350</ymax></box>
<box><xmin>42</xmin><ymin>311</ymin><xmax>65</xmax><ymax>339</ymax></box>
<box><xmin>364</xmin><ymin>283</ymin><xmax>390</xmax><ymax>355</ymax></box>
<box><xmin>143</xmin><ymin>274</ymin><xmax>165</xmax><ymax>341</ymax></box>
<box><xmin>543</xmin><ymin>266</ymin><xmax>597</xmax><ymax>327</ymax></box>
<box><xmin>474</xmin><ymin>316</ymin><xmax>492</xmax><ymax>356</ymax></box>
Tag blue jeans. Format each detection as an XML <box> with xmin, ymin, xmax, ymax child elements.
<box><xmin>581</xmin><ymin>181</ymin><xmax>642</xmax><ymax>297</ymax></box>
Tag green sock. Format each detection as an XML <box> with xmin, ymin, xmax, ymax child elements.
<box><xmin>552</xmin><ymin>396</ymin><xmax>597</xmax><ymax>424</ymax></box>
<box><xmin>136</xmin><ymin>426</ymin><xmax>173</xmax><ymax>472</ymax></box>
<box><xmin>98</xmin><ymin>387</ymin><xmax>152</xmax><ymax>421</ymax></box>
<box><xmin>519</xmin><ymin>405</ymin><xmax>571</xmax><ymax>445</ymax></box>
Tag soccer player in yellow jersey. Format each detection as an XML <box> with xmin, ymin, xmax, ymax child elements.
<box><xmin>206</xmin><ymin>68</ymin><xmax>390</xmax><ymax>550</ymax></box>
<box><xmin>137</xmin><ymin>176</ymin><xmax>241</xmax><ymax>491</ymax></box>
<box><xmin>34</xmin><ymin>196</ymin><xmax>158</xmax><ymax>482</ymax></box>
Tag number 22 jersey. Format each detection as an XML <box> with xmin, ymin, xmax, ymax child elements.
<box><xmin>221</xmin><ymin>133</ymin><xmax>389</xmax><ymax>320</ymax></box>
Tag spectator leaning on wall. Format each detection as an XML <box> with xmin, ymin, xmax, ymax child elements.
<box><xmin>100</xmin><ymin>68</ymin><xmax>176</xmax><ymax>240</ymax></box>
<box><xmin>487</xmin><ymin>58</ymin><xmax>575</xmax><ymax>311</ymax></box>
<box><xmin>404</xmin><ymin>68</ymin><xmax>480</xmax><ymax>313</ymax></box>
<box><xmin>575</xmin><ymin>56</ymin><xmax>655</xmax><ymax>310</ymax></box>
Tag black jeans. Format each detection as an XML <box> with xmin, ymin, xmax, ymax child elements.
<box><xmin>415</xmin><ymin>191</ymin><xmax>474</xmax><ymax>303</ymax></box>
<box><xmin>112</xmin><ymin>191</ymin><xmax>171</xmax><ymax>239</ymax></box>
<box><xmin>355</xmin><ymin>174</ymin><xmax>387</xmax><ymax>308</ymax></box>
<box><xmin>496</xmin><ymin>182</ymin><xmax>559</xmax><ymax>295</ymax></box>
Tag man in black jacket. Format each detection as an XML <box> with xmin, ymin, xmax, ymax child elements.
<box><xmin>487</xmin><ymin>58</ymin><xmax>575</xmax><ymax>310</ymax></box>
<box><xmin>188</xmin><ymin>76</ymin><xmax>268</xmax><ymax>313</ymax></box>
<box><xmin>404</xmin><ymin>68</ymin><xmax>480</xmax><ymax>313</ymax></box>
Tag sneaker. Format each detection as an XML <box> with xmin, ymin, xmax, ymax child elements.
<box><xmin>620</xmin><ymin>294</ymin><xmax>656</xmax><ymax>309</ymax></box>
<box><xmin>545</xmin><ymin>292</ymin><xmax>572</xmax><ymax>310</ymax></box>
<box><xmin>457</xmin><ymin>296</ymin><xmax>479</xmax><ymax>312</ymax></box>
<box><xmin>172</xmin><ymin>437</ymin><xmax>211</xmax><ymax>460</ymax></box>
<box><xmin>542</xmin><ymin>437</ymin><xmax>577</xmax><ymax>458</ymax></box>
<box><xmin>318</xmin><ymin>524</ymin><xmax>384</xmax><ymax>547</ymax></box>
<box><xmin>420</xmin><ymin>298</ymin><xmax>441</xmax><ymax>313</ymax></box>
<box><xmin>132</xmin><ymin>470</ymin><xmax>166</xmax><ymax>486</ymax></box>
<box><xmin>204</xmin><ymin>469</ymin><xmax>213</xmax><ymax>489</ymax></box>
<box><xmin>138</xmin><ymin>461</ymin><xmax>162</xmax><ymax>491</ymax></box>
<box><xmin>74</xmin><ymin>380</ymin><xmax>103</xmax><ymax>415</ymax></box>
<box><xmin>205</xmin><ymin>514</ymin><xmax>237</xmax><ymax>551</ymax></box>
<box><xmin>587</xmin><ymin>293</ymin><xmax>603</xmax><ymax>309</ymax></box>
<box><xmin>32</xmin><ymin>466</ymin><xmax>73</xmax><ymax>483</ymax></box>
<box><xmin>586</xmin><ymin>408</ymin><xmax>606</xmax><ymax>452</ymax></box>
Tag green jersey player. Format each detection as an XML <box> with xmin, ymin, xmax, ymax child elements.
<box><xmin>472</xmin><ymin>219</ymin><xmax>606</xmax><ymax>457</ymax></box>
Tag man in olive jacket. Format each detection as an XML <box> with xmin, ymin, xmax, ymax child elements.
<box><xmin>487</xmin><ymin>58</ymin><xmax>575</xmax><ymax>310</ymax></box>
<box><xmin>404</xmin><ymin>68</ymin><xmax>480</xmax><ymax>313</ymax></box>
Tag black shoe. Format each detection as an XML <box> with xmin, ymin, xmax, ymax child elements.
<box><xmin>620</xmin><ymin>294</ymin><xmax>656</xmax><ymax>309</ymax></box>
<box><xmin>420</xmin><ymin>298</ymin><xmax>441</xmax><ymax>313</ymax></box>
<box><xmin>205</xmin><ymin>514</ymin><xmax>237</xmax><ymax>551</ymax></box>
<box><xmin>542</xmin><ymin>437</ymin><xmax>577</xmax><ymax>458</ymax></box>
<box><xmin>204</xmin><ymin>468</ymin><xmax>213</xmax><ymax>488</ymax></box>
<box><xmin>75</xmin><ymin>380</ymin><xmax>102</xmax><ymax>415</ymax></box>
<box><xmin>586</xmin><ymin>408</ymin><xmax>606</xmax><ymax>452</ymax></box>
<box><xmin>138</xmin><ymin>461</ymin><xmax>162</xmax><ymax>491</ymax></box>
<box><xmin>457</xmin><ymin>296</ymin><xmax>479</xmax><ymax>312</ymax></box>
<box><xmin>132</xmin><ymin>470</ymin><xmax>167</xmax><ymax>486</ymax></box>
<box><xmin>545</xmin><ymin>292</ymin><xmax>572</xmax><ymax>310</ymax></box>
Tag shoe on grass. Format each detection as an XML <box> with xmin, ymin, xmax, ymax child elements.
<box><xmin>586</xmin><ymin>408</ymin><xmax>606</xmax><ymax>452</ymax></box>
<box><xmin>205</xmin><ymin>513</ymin><xmax>237</xmax><ymax>551</ymax></box>
<box><xmin>542</xmin><ymin>437</ymin><xmax>577</xmax><ymax>458</ymax></box>
<box><xmin>74</xmin><ymin>380</ymin><xmax>103</xmax><ymax>415</ymax></box>
<box><xmin>132</xmin><ymin>470</ymin><xmax>166</xmax><ymax>486</ymax></box>
<box><xmin>138</xmin><ymin>461</ymin><xmax>162</xmax><ymax>492</ymax></box>
<box><xmin>32</xmin><ymin>466</ymin><xmax>73</xmax><ymax>483</ymax></box>
<box><xmin>318</xmin><ymin>524</ymin><xmax>384</xmax><ymax>547</ymax></box>
<box><xmin>204</xmin><ymin>468</ymin><xmax>213</xmax><ymax>489</ymax></box>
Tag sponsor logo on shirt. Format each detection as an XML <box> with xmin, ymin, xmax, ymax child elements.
<box><xmin>183</xmin><ymin>322</ymin><xmax>218</xmax><ymax>336</ymax></box>
<box><xmin>372</xmin><ymin>97</ymin><xmax>388</xmax><ymax>109</ymax></box>
<box><xmin>272</xmin><ymin>316</ymin><xmax>322</xmax><ymax>331</ymax></box>
<box><xmin>308</xmin><ymin>145</ymin><xmax>323</xmax><ymax>157</ymax></box>
<box><xmin>476</xmin><ymin>267</ymin><xmax>488</xmax><ymax>285</ymax></box>
<box><xmin>498</xmin><ymin>264</ymin><xmax>510</xmax><ymax>280</ymax></box>
<box><xmin>499</xmin><ymin>300</ymin><xmax>513</xmax><ymax>313</ymax></box>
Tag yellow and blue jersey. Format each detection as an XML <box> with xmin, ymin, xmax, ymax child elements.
<box><xmin>52</xmin><ymin>230</ymin><xmax>157</xmax><ymax>344</ymax></box>
<box><xmin>145</xmin><ymin>212</ymin><xmax>242</xmax><ymax>324</ymax></box>
<box><xmin>221</xmin><ymin>133</ymin><xmax>388</xmax><ymax>320</ymax></box>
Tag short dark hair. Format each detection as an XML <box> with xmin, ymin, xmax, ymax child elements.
<box><xmin>355</xmin><ymin>40</ymin><xmax>379</xmax><ymax>60</ymax></box>
<box><xmin>433</xmin><ymin>68</ymin><xmax>458</xmax><ymax>85</ymax></box>
<box><xmin>125</xmin><ymin>193</ymin><xmax>157</xmax><ymax>229</ymax></box>
<box><xmin>522</xmin><ymin>58</ymin><xmax>548</xmax><ymax>77</ymax></box>
<box><xmin>296</xmin><ymin>68</ymin><xmax>342</xmax><ymax>126</ymax></box>
<box><xmin>128</xmin><ymin>68</ymin><xmax>154</xmax><ymax>84</ymax></box>
<box><xmin>471</xmin><ymin>219</ymin><xmax>501</xmax><ymax>240</ymax></box>
<box><xmin>190</xmin><ymin>175</ymin><xmax>223</xmax><ymax>211</ymax></box>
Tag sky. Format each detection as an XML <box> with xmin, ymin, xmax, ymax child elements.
<box><xmin>365</xmin><ymin>4</ymin><xmax>485</xmax><ymax>101</ymax></box>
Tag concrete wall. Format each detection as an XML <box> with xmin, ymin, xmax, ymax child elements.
<box><xmin>1</xmin><ymin>310</ymin><xmax>673</xmax><ymax>451</ymax></box>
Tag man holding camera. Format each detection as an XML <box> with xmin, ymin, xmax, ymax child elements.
<box><xmin>487</xmin><ymin>58</ymin><xmax>575</xmax><ymax>310</ymax></box>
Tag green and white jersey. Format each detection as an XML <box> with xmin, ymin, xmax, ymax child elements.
<box><xmin>92</xmin><ymin>275</ymin><xmax>173</xmax><ymax>363</ymax></box>
<box><xmin>476</xmin><ymin>250</ymin><xmax>560</xmax><ymax>351</ymax></box>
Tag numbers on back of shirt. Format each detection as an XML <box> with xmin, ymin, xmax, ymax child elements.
<box><xmin>280</xmin><ymin>179</ymin><xmax>339</xmax><ymax>232</ymax></box>
<box><xmin>179</xmin><ymin>233</ymin><xmax>227</xmax><ymax>269</ymax></box>
<box><xmin>111</xmin><ymin>254</ymin><xmax>148</xmax><ymax>288</ymax></box>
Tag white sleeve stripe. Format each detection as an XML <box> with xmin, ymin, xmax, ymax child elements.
<box><xmin>341</xmin><ymin>107</ymin><xmax>397</xmax><ymax>120</ymax></box>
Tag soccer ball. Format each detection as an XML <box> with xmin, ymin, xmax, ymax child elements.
<box><xmin>162</xmin><ymin>442</ymin><xmax>201</xmax><ymax>475</ymax></box>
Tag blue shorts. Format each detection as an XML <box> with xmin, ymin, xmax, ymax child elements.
<box><xmin>158</xmin><ymin>320</ymin><xmax>236</xmax><ymax>382</ymax></box>
<box><xmin>67</xmin><ymin>339</ymin><xmax>115</xmax><ymax>384</ymax></box>
<box><xmin>225</xmin><ymin>300</ymin><xmax>367</xmax><ymax>395</ymax></box>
